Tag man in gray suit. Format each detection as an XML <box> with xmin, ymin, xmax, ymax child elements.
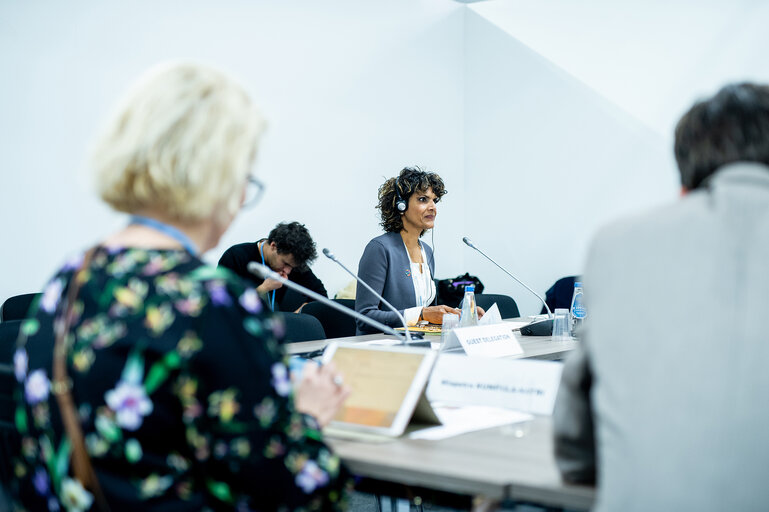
<box><xmin>553</xmin><ymin>83</ymin><xmax>769</xmax><ymax>510</ymax></box>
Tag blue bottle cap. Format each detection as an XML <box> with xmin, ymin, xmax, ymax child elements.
<box><xmin>574</xmin><ymin>282</ymin><xmax>583</xmax><ymax>287</ymax></box>
<box><xmin>465</xmin><ymin>285</ymin><xmax>475</xmax><ymax>293</ymax></box>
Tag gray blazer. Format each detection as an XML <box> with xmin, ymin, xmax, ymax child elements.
<box><xmin>553</xmin><ymin>163</ymin><xmax>769</xmax><ymax>510</ymax></box>
<box><xmin>355</xmin><ymin>232</ymin><xmax>436</xmax><ymax>335</ymax></box>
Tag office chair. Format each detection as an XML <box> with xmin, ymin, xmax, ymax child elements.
<box><xmin>0</xmin><ymin>321</ymin><xmax>21</xmax><ymax>485</ymax></box>
<box><xmin>474</xmin><ymin>293</ymin><xmax>520</xmax><ymax>319</ymax></box>
<box><xmin>275</xmin><ymin>312</ymin><xmax>326</xmax><ymax>343</ymax></box>
<box><xmin>540</xmin><ymin>276</ymin><xmax>579</xmax><ymax>314</ymax></box>
<box><xmin>0</xmin><ymin>293</ymin><xmax>41</xmax><ymax>322</ymax></box>
<box><xmin>301</xmin><ymin>299</ymin><xmax>356</xmax><ymax>340</ymax></box>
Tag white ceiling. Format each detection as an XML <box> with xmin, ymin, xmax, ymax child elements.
<box><xmin>468</xmin><ymin>0</ymin><xmax>769</xmax><ymax>137</ymax></box>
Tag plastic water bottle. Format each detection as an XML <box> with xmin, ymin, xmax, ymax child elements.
<box><xmin>570</xmin><ymin>281</ymin><xmax>586</xmax><ymax>335</ymax></box>
<box><xmin>459</xmin><ymin>285</ymin><xmax>478</xmax><ymax>327</ymax></box>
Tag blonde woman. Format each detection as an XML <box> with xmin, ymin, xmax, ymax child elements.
<box><xmin>12</xmin><ymin>63</ymin><xmax>351</xmax><ymax>511</ymax></box>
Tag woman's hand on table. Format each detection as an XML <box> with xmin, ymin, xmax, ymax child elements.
<box><xmin>421</xmin><ymin>305</ymin><xmax>461</xmax><ymax>324</ymax></box>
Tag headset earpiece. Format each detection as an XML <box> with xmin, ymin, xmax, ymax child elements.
<box><xmin>395</xmin><ymin>167</ymin><xmax>426</xmax><ymax>213</ymax></box>
<box><xmin>395</xmin><ymin>179</ymin><xmax>408</xmax><ymax>213</ymax></box>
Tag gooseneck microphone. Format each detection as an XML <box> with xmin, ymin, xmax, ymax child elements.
<box><xmin>247</xmin><ymin>262</ymin><xmax>406</xmax><ymax>341</ymax></box>
<box><xmin>322</xmin><ymin>248</ymin><xmax>414</xmax><ymax>343</ymax></box>
<box><xmin>462</xmin><ymin>236</ymin><xmax>554</xmax><ymax>336</ymax></box>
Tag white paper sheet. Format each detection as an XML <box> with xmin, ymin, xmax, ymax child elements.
<box><xmin>408</xmin><ymin>405</ymin><xmax>533</xmax><ymax>440</ymax></box>
<box><xmin>478</xmin><ymin>302</ymin><xmax>502</xmax><ymax>325</ymax></box>
<box><xmin>359</xmin><ymin>338</ymin><xmax>402</xmax><ymax>346</ymax></box>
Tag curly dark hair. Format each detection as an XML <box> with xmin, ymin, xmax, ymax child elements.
<box><xmin>675</xmin><ymin>82</ymin><xmax>769</xmax><ymax>190</ymax></box>
<box><xmin>377</xmin><ymin>166</ymin><xmax>446</xmax><ymax>235</ymax></box>
<box><xmin>266</xmin><ymin>221</ymin><xmax>317</xmax><ymax>271</ymax></box>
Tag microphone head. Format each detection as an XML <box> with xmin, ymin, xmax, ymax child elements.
<box><xmin>247</xmin><ymin>261</ymin><xmax>272</xmax><ymax>279</ymax></box>
<box><xmin>462</xmin><ymin>237</ymin><xmax>476</xmax><ymax>249</ymax></box>
<box><xmin>322</xmin><ymin>248</ymin><xmax>336</xmax><ymax>261</ymax></box>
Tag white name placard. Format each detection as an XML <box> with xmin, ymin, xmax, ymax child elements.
<box><xmin>427</xmin><ymin>354</ymin><xmax>564</xmax><ymax>415</ymax></box>
<box><xmin>451</xmin><ymin>323</ymin><xmax>524</xmax><ymax>358</ymax></box>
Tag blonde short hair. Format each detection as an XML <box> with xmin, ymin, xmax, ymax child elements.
<box><xmin>91</xmin><ymin>63</ymin><xmax>265</xmax><ymax>223</ymax></box>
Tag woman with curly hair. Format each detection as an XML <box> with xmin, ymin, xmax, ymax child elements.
<box><xmin>354</xmin><ymin>167</ymin><xmax>462</xmax><ymax>335</ymax></box>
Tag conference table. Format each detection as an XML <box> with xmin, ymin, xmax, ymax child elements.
<box><xmin>330</xmin><ymin>416</ymin><xmax>594</xmax><ymax>510</ymax></box>
<box><xmin>286</xmin><ymin>331</ymin><xmax>577</xmax><ymax>360</ymax></box>
<box><xmin>288</xmin><ymin>329</ymin><xmax>595</xmax><ymax>510</ymax></box>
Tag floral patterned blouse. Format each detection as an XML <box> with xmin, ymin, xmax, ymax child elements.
<box><xmin>11</xmin><ymin>247</ymin><xmax>351</xmax><ymax>511</ymax></box>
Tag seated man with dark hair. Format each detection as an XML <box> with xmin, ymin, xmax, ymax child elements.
<box><xmin>219</xmin><ymin>221</ymin><xmax>328</xmax><ymax>312</ymax></box>
<box><xmin>553</xmin><ymin>83</ymin><xmax>769</xmax><ymax>510</ymax></box>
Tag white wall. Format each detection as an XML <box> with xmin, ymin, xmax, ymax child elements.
<box><xmin>2</xmin><ymin>0</ymin><xmax>769</xmax><ymax>315</ymax></box>
<box><xmin>469</xmin><ymin>0</ymin><xmax>769</xmax><ymax>139</ymax></box>
<box><xmin>462</xmin><ymin>8</ymin><xmax>677</xmax><ymax>315</ymax></box>
<box><xmin>0</xmin><ymin>0</ymin><xmax>466</xmax><ymax>302</ymax></box>
<box><xmin>462</xmin><ymin>0</ymin><xmax>769</xmax><ymax>314</ymax></box>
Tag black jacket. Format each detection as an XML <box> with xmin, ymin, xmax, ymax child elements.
<box><xmin>218</xmin><ymin>241</ymin><xmax>328</xmax><ymax>312</ymax></box>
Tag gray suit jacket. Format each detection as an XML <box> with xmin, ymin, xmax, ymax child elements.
<box><xmin>355</xmin><ymin>232</ymin><xmax>435</xmax><ymax>335</ymax></box>
<box><xmin>553</xmin><ymin>162</ymin><xmax>769</xmax><ymax>511</ymax></box>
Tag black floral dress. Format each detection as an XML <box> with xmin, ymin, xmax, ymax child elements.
<box><xmin>11</xmin><ymin>247</ymin><xmax>351</xmax><ymax>511</ymax></box>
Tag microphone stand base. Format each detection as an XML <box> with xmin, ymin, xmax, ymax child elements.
<box><xmin>519</xmin><ymin>318</ymin><xmax>554</xmax><ymax>336</ymax></box>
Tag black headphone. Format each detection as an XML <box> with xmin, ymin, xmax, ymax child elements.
<box><xmin>394</xmin><ymin>168</ymin><xmax>425</xmax><ymax>213</ymax></box>
<box><xmin>395</xmin><ymin>184</ymin><xmax>408</xmax><ymax>213</ymax></box>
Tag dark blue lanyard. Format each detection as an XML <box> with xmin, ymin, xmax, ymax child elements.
<box><xmin>259</xmin><ymin>241</ymin><xmax>276</xmax><ymax>311</ymax></box>
<box><xmin>128</xmin><ymin>215</ymin><xmax>199</xmax><ymax>256</ymax></box>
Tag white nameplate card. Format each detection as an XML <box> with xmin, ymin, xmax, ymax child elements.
<box><xmin>427</xmin><ymin>354</ymin><xmax>564</xmax><ymax>415</ymax></box>
<box><xmin>450</xmin><ymin>323</ymin><xmax>523</xmax><ymax>358</ymax></box>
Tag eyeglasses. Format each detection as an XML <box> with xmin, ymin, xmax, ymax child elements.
<box><xmin>242</xmin><ymin>175</ymin><xmax>265</xmax><ymax>210</ymax></box>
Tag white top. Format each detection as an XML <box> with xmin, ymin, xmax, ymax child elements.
<box><xmin>403</xmin><ymin>243</ymin><xmax>436</xmax><ymax>326</ymax></box>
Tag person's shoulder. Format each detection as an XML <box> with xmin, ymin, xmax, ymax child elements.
<box><xmin>28</xmin><ymin>251</ymin><xmax>89</xmax><ymax>320</ymax></box>
<box><xmin>220</xmin><ymin>241</ymin><xmax>259</xmax><ymax>259</ymax></box>
<box><xmin>361</xmin><ymin>233</ymin><xmax>400</xmax><ymax>260</ymax></box>
<box><xmin>368</xmin><ymin>232</ymin><xmax>400</xmax><ymax>248</ymax></box>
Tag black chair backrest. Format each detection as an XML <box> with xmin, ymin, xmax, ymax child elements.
<box><xmin>541</xmin><ymin>276</ymin><xmax>579</xmax><ymax>314</ymax></box>
<box><xmin>301</xmin><ymin>299</ymin><xmax>356</xmax><ymax>340</ymax></box>
<box><xmin>0</xmin><ymin>321</ymin><xmax>21</xmax><ymax>485</ymax></box>
<box><xmin>276</xmin><ymin>312</ymin><xmax>326</xmax><ymax>343</ymax></box>
<box><xmin>475</xmin><ymin>293</ymin><xmax>520</xmax><ymax>319</ymax></box>
<box><xmin>0</xmin><ymin>293</ymin><xmax>41</xmax><ymax>322</ymax></box>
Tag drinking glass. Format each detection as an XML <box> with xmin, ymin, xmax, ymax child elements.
<box><xmin>440</xmin><ymin>313</ymin><xmax>460</xmax><ymax>347</ymax></box>
<box><xmin>551</xmin><ymin>308</ymin><xmax>571</xmax><ymax>341</ymax></box>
